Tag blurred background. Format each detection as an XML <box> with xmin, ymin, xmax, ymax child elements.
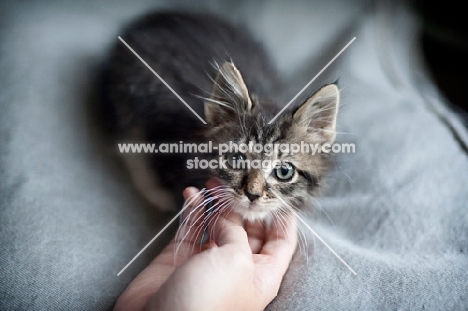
<box><xmin>415</xmin><ymin>0</ymin><xmax>468</xmax><ymax>118</ymax></box>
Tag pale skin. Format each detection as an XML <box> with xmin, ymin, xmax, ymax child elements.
<box><xmin>114</xmin><ymin>180</ymin><xmax>298</xmax><ymax>311</ymax></box>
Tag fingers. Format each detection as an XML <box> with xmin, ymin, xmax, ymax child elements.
<box><xmin>261</xmin><ymin>212</ymin><xmax>297</xmax><ymax>258</ymax></box>
<box><xmin>258</xmin><ymin>212</ymin><xmax>297</xmax><ymax>287</ymax></box>
<box><xmin>206</xmin><ymin>178</ymin><xmax>222</xmax><ymax>190</ymax></box>
<box><xmin>207</xmin><ymin>197</ymin><xmax>245</xmax><ymax>247</ymax></box>
<box><xmin>251</xmin><ymin>213</ymin><xmax>297</xmax><ymax>306</ymax></box>
<box><xmin>170</xmin><ymin>187</ymin><xmax>211</xmax><ymax>265</ymax></box>
<box><xmin>205</xmin><ymin>180</ymin><xmax>250</xmax><ymax>252</ymax></box>
<box><xmin>245</xmin><ymin>220</ymin><xmax>266</xmax><ymax>254</ymax></box>
<box><xmin>176</xmin><ymin>187</ymin><xmax>206</xmax><ymax>245</ymax></box>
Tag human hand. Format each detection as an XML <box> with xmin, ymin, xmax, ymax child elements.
<box><xmin>114</xmin><ymin>180</ymin><xmax>297</xmax><ymax>311</ymax></box>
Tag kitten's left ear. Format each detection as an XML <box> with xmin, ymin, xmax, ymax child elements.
<box><xmin>204</xmin><ymin>62</ymin><xmax>252</xmax><ymax>126</ymax></box>
<box><xmin>293</xmin><ymin>84</ymin><xmax>340</xmax><ymax>143</ymax></box>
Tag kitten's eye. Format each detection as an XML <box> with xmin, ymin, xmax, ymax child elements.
<box><xmin>274</xmin><ymin>163</ymin><xmax>295</xmax><ymax>181</ymax></box>
<box><xmin>225</xmin><ymin>152</ymin><xmax>245</xmax><ymax>169</ymax></box>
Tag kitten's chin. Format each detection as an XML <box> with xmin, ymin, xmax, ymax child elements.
<box><xmin>233</xmin><ymin>202</ymin><xmax>274</xmax><ymax>222</ymax></box>
<box><xmin>241</xmin><ymin>210</ymin><xmax>272</xmax><ymax>222</ymax></box>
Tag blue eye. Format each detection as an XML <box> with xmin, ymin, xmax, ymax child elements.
<box><xmin>275</xmin><ymin>163</ymin><xmax>295</xmax><ymax>181</ymax></box>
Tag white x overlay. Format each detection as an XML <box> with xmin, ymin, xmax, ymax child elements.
<box><xmin>116</xmin><ymin>36</ymin><xmax>357</xmax><ymax>276</ymax></box>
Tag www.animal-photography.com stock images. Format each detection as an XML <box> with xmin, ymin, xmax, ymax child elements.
<box><xmin>1</xmin><ymin>0</ymin><xmax>467</xmax><ymax>310</ymax></box>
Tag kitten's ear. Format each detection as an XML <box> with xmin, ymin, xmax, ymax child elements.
<box><xmin>293</xmin><ymin>84</ymin><xmax>340</xmax><ymax>142</ymax></box>
<box><xmin>204</xmin><ymin>62</ymin><xmax>252</xmax><ymax>126</ymax></box>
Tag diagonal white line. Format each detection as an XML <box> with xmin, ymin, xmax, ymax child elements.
<box><xmin>268</xmin><ymin>37</ymin><xmax>356</xmax><ymax>124</ymax></box>
<box><xmin>118</xmin><ymin>36</ymin><xmax>207</xmax><ymax>125</ymax></box>
<box><xmin>116</xmin><ymin>191</ymin><xmax>200</xmax><ymax>276</ymax></box>
<box><xmin>271</xmin><ymin>189</ymin><xmax>357</xmax><ymax>275</ymax></box>
<box><xmin>296</xmin><ymin>215</ymin><xmax>357</xmax><ymax>275</ymax></box>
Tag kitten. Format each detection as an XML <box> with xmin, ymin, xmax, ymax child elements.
<box><xmin>101</xmin><ymin>12</ymin><xmax>339</xmax><ymax>222</ymax></box>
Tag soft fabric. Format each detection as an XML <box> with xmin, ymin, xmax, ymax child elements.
<box><xmin>0</xmin><ymin>0</ymin><xmax>466</xmax><ymax>310</ymax></box>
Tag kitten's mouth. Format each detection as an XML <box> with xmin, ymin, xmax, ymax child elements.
<box><xmin>238</xmin><ymin>199</ymin><xmax>264</xmax><ymax>210</ymax></box>
<box><xmin>247</xmin><ymin>200</ymin><xmax>259</xmax><ymax>208</ymax></box>
<box><xmin>209</xmin><ymin>185</ymin><xmax>274</xmax><ymax>220</ymax></box>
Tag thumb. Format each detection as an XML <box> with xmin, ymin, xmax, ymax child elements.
<box><xmin>205</xmin><ymin>180</ymin><xmax>248</xmax><ymax>249</ymax></box>
<box><xmin>213</xmin><ymin>208</ymin><xmax>247</xmax><ymax>247</ymax></box>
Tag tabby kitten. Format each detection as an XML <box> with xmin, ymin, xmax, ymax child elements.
<box><xmin>101</xmin><ymin>12</ymin><xmax>339</xmax><ymax>221</ymax></box>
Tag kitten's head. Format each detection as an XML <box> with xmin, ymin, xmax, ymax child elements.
<box><xmin>204</xmin><ymin>62</ymin><xmax>339</xmax><ymax>221</ymax></box>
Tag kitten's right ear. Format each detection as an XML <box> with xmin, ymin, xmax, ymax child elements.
<box><xmin>204</xmin><ymin>62</ymin><xmax>252</xmax><ymax>126</ymax></box>
<box><xmin>293</xmin><ymin>84</ymin><xmax>340</xmax><ymax>143</ymax></box>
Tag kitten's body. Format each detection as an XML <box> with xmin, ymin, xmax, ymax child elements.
<box><xmin>102</xmin><ymin>12</ymin><xmax>339</xmax><ymax>220</ymax></box>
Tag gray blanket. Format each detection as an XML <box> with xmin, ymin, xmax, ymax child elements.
<box><xmin>1</xmin><ymin>0</ymin><xmax>467</xmax><ymax>310</ymax></box>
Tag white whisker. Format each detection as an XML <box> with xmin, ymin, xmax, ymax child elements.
<box><xmin>174</xmin><ymin>195</ymin><xmax>234</xmax><ymax>260</ymax></box>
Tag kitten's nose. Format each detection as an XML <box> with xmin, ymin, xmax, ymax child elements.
<box><xmin>246</xmin><ymin>191</ymin><xmax>261</xmax><ymax>202</ymax></box>
<box><xmin>245</xmin><ymin>169</ymin><xmax>264</xmax><ymax>202</ymax></box>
